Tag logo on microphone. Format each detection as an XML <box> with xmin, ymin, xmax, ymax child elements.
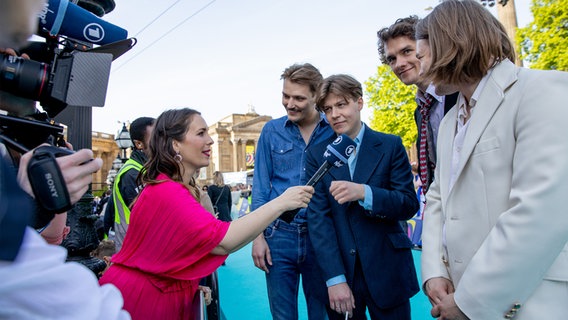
<box><xmin>332</xmin><ymin>135</ymin><xmax>343</xmax><ymax>145</ymax></box>
<box><xmin>83</xmin><ymin>23</ymin><xmax>105</xmax><ymax>43</ymax></box>
<box><xmin>345</xmin><ymin>145</ymin><xmax>355</xmax><ymax>157</ymax></box>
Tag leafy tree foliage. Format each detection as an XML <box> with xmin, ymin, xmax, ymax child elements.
<box><xmin>516</xmin><ymin>0</ymin><xmax>568</xmax><ymax>71</ymax></box>
<box><xmin>364</xmin><ymin>64</ymin><xmax>417</xmax><ymax>149</ymax></box>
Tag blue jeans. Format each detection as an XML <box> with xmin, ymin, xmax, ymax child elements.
<box><xmin>264</xmin><ymin>219</ymin><xmax>328</xmax><ymax>320</ymax></box>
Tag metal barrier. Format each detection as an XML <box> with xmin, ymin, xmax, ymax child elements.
<box><xmin>192</xmin><ymin>290</ymin><xmax>206</xmax><ymax>320</ymax></box>
<box><xmin>194</xmin><ymin>270</ymin><xmax>220</xmax><ymax>320</ymax></box>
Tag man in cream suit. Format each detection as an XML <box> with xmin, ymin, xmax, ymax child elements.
<box><xmin>415</xmin><ymin>1</ymin><xmax>568</xmax><ymax>319</ymax></box>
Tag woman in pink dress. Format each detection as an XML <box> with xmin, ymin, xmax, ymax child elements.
<box><xmin>99</xmin><ymin>108</ymin><xmax>313</xmax><ymax>319</ymax></box>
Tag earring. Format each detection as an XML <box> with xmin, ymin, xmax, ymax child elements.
<box><xmin>174</xmin><ymin>152</ymin><xmax>183</xmax><ymax>162</ymax></box>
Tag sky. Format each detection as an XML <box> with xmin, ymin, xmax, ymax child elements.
<box><xmin>90</xmin><ymin>0</ymin><xmax>534</xmax><ymax>135</ymax></box>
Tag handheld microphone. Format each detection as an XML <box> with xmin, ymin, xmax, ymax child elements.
<box><xmin>305</xmin><ymin>134</ymin><xmax>356</xmax><ymax>186</ymax></box>
<box><xmin>38</xmin><ymin>0</ymin><xmax>128</xmax><ymax>45</ymax></box>
<box><xmin>279</xmin><ymin>134</ymin><xmax>356</xmax><ymax>223</ymax></box>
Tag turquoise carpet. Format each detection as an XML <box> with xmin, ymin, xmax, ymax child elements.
<box><xmin>217</xmin><ymin>244</ymin><xmax>432</xmax><ymax>319</ymax></box>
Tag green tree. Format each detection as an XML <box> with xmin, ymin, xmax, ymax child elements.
<box><xmin>516</xmin><ymin>0</ymin><xmax>568</xmax><ymax>71</ymax></box>
<box><xmin>364</xmin><ymin>64</ymin><xmax>417</xmax><ymax>149</ymax></box>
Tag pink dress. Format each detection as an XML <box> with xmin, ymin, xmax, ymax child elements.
<box><xmin>99</xmin><ymin>174</ymin><xmax>230</xmax><ymax>319</ymax></box>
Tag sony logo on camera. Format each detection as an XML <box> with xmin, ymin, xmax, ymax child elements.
<box><xmin>28</xmin><ymin>146</ymin><xmax>72</xmax><ymax>213</ymax></box>
<box><xmin>44</xmin><ymin>172</ymin><xmax>59</xmax><ymax>198</ymax></box>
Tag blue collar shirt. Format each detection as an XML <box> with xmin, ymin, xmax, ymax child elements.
<box><xmin>252</xmin><ymin>113</ymin><xmax>334</xmax><ymax>223</ymax></box>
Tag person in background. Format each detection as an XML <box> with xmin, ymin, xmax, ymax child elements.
<box><xmin>103</xmin><ymin>117</ymin><xmax>155</xmax><ymax>251</ymax></box>
<box><xmin>99</xmin><ymin>108</ymin><xmax>314</xmax><ymax>319</ymax></box>
<box><xmin>416</xmin><ymin>1</ymin><xmax>568</xmax><ymax>319</ymax></box>
<box><xmin>207</xmin><ymin>171</ymin><xmax>232</xmax><ymax>222</ymax></box>
<box><xmin>251</xmin><ymin>63</ymin><xmax>334</xmax><ymax>320</ymax></box>
<box><xmin>96</xmin><ymin>189</ymin><xmax>112</xmax><ymax>215</ymax></box>
<box><xmin>230</xmin><ymin>185</ymin><xmax>242</xmax><ymax>220</ymax></box>
<box><xmin>407</xmin><ymin>162</ymin><xmax>424</xmax><ymax>248</ymax></box>
<box><xmin>195</xmin><ymin>169</ymin><xmax>216</xmax><ymax>216</ymax></box>
<box><xmin>377</xmin><ymin>16</ymin><xmax>458</xmax><ymax>194</ymax></box>
<box><xmin>306</xmin><ymin>74</ymin><xmax>419</xmax><ymax>319</ymax></box>
<box><xmin>91</xmin><ymin>239</ymin><xmax>116</xmax><ymax>278</ymax></box>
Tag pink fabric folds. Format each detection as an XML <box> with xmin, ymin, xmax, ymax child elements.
<box><xmin>100</xmin><ymin>174</ymin><xmax>229</xmax><ymax>320</ymax></box>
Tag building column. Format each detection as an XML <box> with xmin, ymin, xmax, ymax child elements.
<box><xmin>241</xmin><ymin>140</ymin><xmax>249</xmax><ymax>172</ymax></box>
<box><xmin>232</xmin><ymin>139</ymin><xmax>239</xmax><ymax>172</ymax></box>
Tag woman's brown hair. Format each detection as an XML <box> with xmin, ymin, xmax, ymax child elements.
<box><xmin>141</xmin><ymin>108</ymin><xmax>202</xmax><ymax>201</ymax></box>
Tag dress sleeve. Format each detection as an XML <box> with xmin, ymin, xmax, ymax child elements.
<box><xmin>115</xmin><ymin>180</ymin><xmax>230</xmax><ymax>281</ymax></box>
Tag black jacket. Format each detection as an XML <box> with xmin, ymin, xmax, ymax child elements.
<box><xmin>208</xmin><ymin>185</ymin><xmax>232</xmax><ymax>222</ymax></box>
<box><xmin>102</xmin><ymin>149</ymin><xmax>147</xmax><ymax>235</ymax></box>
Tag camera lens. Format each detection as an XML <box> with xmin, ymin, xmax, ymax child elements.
<box><xmin>0</xmin><ymin>53</ymin><xmax>49</xmax><ymax>101</ymax></box>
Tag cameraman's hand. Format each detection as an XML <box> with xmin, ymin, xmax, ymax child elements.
<box><xmin>17</xmin><ymin>145</ymin><xmax>103</xmax><ymax>205</ymax></box>
<box><xmin>0</xmin><ymin>47</ymin><xmax>37</xmax><ymax>116</ymax></box>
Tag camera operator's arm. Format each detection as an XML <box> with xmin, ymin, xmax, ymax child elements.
<box><xmin>17</xmin><ymin>147</ymin><xmax>103</xmax><ymax>204</ymax></box>
<box><xmin>39</xmin><ymin>212</ymin><xmax>70</xmax><ymax>245</ymax></box>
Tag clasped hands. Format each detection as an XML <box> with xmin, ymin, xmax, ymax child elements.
<box><xmin>424</xmin><ymin>277</ymin><xmax>469</xmax><ymax>320</ymax></box>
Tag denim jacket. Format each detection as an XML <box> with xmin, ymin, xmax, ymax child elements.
<box><xmin>251</xmin><ymin>114</ymin><xmax>334</xmax><ymax>223</ymax></box>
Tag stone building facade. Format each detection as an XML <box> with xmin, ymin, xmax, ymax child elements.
<box><xmin>201</xmin><ymin>110</ymin><xmax>271</xmax><ymax>185</ymax></box>
<box><xmin>91</xmin><ymin>131</ymin><xmax>122</xmax><ymax>194</ymax></box>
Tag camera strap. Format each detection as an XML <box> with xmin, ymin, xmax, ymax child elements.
<box><xmin>27</xmin><ymin>146</ymin><xmax>73</xmax><ymax>214</ymax></box>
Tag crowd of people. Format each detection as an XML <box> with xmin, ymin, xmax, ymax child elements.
<box><xmin>2</xmin><ymin>0</ymin><xmax>568</xmax><ymax>319</ymax></box>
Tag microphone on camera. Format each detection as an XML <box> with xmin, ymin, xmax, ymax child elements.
<box><xmin>38</xmin><ymin>0</ymin><xmax>128</xmax><ymax>45</ymax></box>
<box><xmin>279</xmin><ymin>134</ymin><xmax>356</xmax><ymax>223</ymax></box>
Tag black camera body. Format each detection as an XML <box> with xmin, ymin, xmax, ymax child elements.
<box><xmin>1</xmin><ymin>44</ymin><xmax>113</xmax><ymax>118</ymax></box>
<box><xmin>0</xmin><ymin>0</ymin><xmax>134</xmax><ymax>231</ymax></box>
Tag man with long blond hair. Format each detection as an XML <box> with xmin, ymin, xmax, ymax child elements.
<box><xmin>416</xmin><ymin>1</ymin><xmax>568</xmax><ymax>319</ymax></box>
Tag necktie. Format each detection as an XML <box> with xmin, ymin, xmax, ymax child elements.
<box><xmin>418</xmin><ymin>93</ymin><xmax>434</xmax><ymax>192</ymax></box>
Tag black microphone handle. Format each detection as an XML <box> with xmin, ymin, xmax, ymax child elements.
<box><xmin>280</xmin><ymin>161</ymin><xmax>332</xmax><ymax>223</ymax></box>
<box><xmin>306</xmin><ymin>161</ymin><xmax>332</xmax><ymax>187</ymax></box>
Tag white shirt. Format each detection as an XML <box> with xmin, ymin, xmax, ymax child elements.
<box><xmin>0</xmin><ymin>228</ymin><xmax>131</xmax><ymax>320</ymax></box>
<box><xmin>416</xmin><ymin>84</ymin><xmax>447</xmax><ymax>148</ymax></box>
<box><xmin>449</xmin><ymin>70</ymin><xmax>493</xmax><ymax>191</ymax></box>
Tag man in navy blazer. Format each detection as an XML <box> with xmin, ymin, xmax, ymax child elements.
<box><xmin>306</xmin><ymin>74</ymin><xmax>419</xmax><ymax>320</ymax></box>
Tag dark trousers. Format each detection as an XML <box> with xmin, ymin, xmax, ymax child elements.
<box><xmin>326</xmin><ymin>257</ymin><xmax>411</xmax><ymax>320</ymax></box>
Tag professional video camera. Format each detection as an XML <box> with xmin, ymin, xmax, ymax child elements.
<box><xmin>0</xmin><ymin>0</ymin><xmax>135</xmax><ymax>214</ymax></box>
<box><xmin>1</xmin><ymin>0</ymin><xmax>135</xmax><ymax>119</ymax></box>
<box><xmin>1</xmin><ymin>0</ymin><xmax>136</xmax><ymax>147</ymax></box>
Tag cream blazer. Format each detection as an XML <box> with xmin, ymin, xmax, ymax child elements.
<box><xmin>422</xmin><ymin>60</ymin><xmax>568</xmax><ymax>319</ymax></box>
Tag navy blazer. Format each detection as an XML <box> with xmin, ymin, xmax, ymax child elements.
<box><xmin>306</xmin><ymin>125</ymin><xmax>419</xmax><ymax>309</ymax></box>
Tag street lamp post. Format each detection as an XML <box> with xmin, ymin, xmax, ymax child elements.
<box><xmin>105</xmin><ymin>156</ymin><xmax>124</xmax><ymax>188</ymax></box>
<box><xmin>115</xmin><ymin>123</ymin><xmax>133</xmax><ymax>163</ymax></box>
